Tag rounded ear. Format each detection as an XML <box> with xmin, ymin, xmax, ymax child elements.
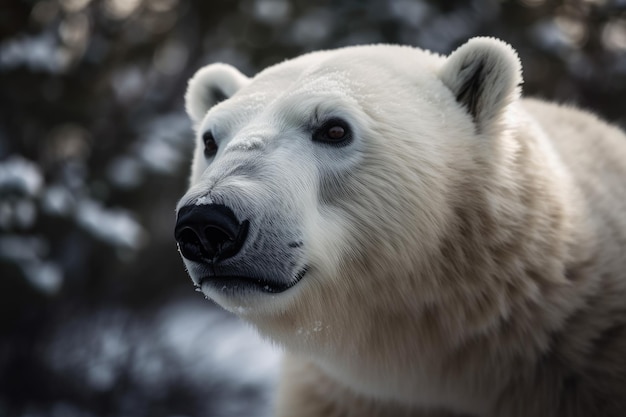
<box><xmin>185</xmin><ymin>63</ymin><xmax>250</xmax><ymax>124</ymax></box>
<box><xmin>439</xmin><ymin>37</ymin><xmax>522</xmax><ymax>134</ymax></box>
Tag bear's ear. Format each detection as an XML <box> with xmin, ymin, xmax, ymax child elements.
<box><xmin>439</xmin><ymin>37</ymin><xmax>522</xmax><ymax>134</ymax></box>
<box><xmin>185</xmin><ymin>63</ymin><xmax>250</xmax><ymax>124</ymax></box>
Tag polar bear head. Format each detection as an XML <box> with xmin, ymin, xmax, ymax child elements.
<box><xmin>175</xmin><ymin>38</ymin><xmax>525</xmax><ymax>391</ymax></box>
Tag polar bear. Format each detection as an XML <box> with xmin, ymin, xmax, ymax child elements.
<box><xmin>174</xmin><ymin>37</ymin><xmax>626</xmax><ymax>417</ymax></box>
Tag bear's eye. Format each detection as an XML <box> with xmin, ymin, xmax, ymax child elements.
<box><xmin>328</xmin><ymin>125</ymin><xmax>345</xmax><ymax>139</ymax></box>
<box><xmin>313</xmin><ymin>118</ymin><xmax>352</xmax><ymax>146</ymax></box>
<box><xmin>202</xmin><ymin>131</ymin><xmax>218</xmax><ymax>157</ymax></box>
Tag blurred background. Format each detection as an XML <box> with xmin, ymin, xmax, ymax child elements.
<box><xmin>0</xmin><ymin>0</ymin><xmax>625</xmax><ymax>416</ymax></box>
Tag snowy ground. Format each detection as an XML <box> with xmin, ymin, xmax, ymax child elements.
<box><xmin>41</xmin><ymin>299</ymin><xmax>282</xmax><ymax>417</ymax></box>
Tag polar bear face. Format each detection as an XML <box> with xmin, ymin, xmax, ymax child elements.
<box><xmin>175</xmin><ymin>39</ymin><xmax>626</xmax><ymax>415</ymax></box>
<box><xmin>175</xmin><ymin>39</ymin><xmax>522</xmax><ymax>397</ymax></box>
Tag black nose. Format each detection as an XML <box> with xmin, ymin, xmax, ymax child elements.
<box><xmin>174</xmin><ymin>204</ymin><xmax>249</xmax><ymax>263</ymax></box>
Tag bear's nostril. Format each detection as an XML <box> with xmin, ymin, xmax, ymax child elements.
<box><xmin>179</xmin><ymin>227</ymin><xmax>201</xmax><ymax>246</ymax></box>
<box><xmin>204</xmin><ymin>225</ymin><xmax>233</xmax><ymax>252</ymax></box>
<box><xmin>177</xmin><ymin>227</ymin><xmax>205</xmax><ymax>261</ymax></box>
<box><xmin>174</xmin><ymin>204</ymin><xmax>248</xmax><ymax>263</ymax></box>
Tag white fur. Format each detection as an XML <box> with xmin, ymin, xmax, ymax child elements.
<box><xmin>439</xmin><ymin>37</ymin><xmax>522</xmax><ymax>136</ymax></box>
<box><xmin>184</xmin><ymin>63</ymin><xmax>250</xmax><ymax>124</ymax></box>
<box><xmin>177</xmin><ymin>38</ymin><xmax>626</xmax><ymax>416</ymax></box>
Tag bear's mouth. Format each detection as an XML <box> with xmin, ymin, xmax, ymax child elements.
<box><xmin>197</xmin><ymin>266</ymin><xmax>308</xmax><ymax>294</ymax></box>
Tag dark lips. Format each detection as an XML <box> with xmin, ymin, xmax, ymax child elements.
<box><xmin>197</xmin><ymin>266</ymin><xmax>309</xmax><ymax>294</ymax></box>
